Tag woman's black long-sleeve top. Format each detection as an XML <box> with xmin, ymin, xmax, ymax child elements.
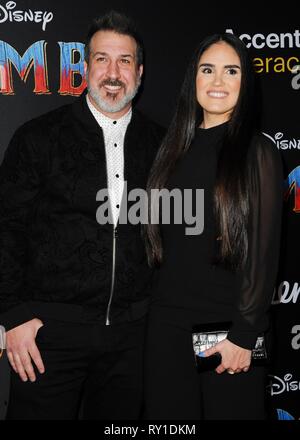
<box><xmin>150</xmin><ymin>122</ymin><xmax>283</xmax><ymax>349</ymax></box>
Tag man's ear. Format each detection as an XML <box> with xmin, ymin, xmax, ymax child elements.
<box><xmin>84</xmin><ymin>61</ymin><xmax>88</xmax><ymax>76</ymax></box>
<box><xmin>138</xmin><ymin>64</ymin><xmax>143</xmax><ymax>78</ymax></box>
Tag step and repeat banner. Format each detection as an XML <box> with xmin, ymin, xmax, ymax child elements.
<box><xmin>0</xmin><ymin>0</ymin><xmax>299</xmax><ymax>420</ymax></box>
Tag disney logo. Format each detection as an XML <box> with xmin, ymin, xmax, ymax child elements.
<box><xmin>0</xmin><ymin>1</ymin><xmax>53</xmax><ymax>31</ymax></box>
<box><xmin>268</xmin><ymin>373</ymin><xmax>300</xmax><ymax>396</ymax></box>
<box><xmin>263</xmin><ymin>132</ymin><xmax>300</xmax><ymax>150</ymax></box>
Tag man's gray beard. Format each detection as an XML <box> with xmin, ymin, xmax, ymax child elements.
<box><xmin>87</xmin><ymin>77</ymin><xmax>141</xmax><ymax>114</ymax></box>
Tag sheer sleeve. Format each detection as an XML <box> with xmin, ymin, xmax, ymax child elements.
<box><xmin>0</xmin><ymin>126</ymin><xmax>41</xmax><ymax>330</ymax></box>
<box><xmin>227</xmin><ymin>133</ymin><xmax>283</xmax><ymax>349</ymax></box>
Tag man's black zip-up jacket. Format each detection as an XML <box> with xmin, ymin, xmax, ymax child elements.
<box><xmin>0</xmin><ymin>94</ymin><xmax>164</xmax><ymax>330</ymax></box>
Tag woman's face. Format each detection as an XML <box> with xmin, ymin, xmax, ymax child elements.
<box><xmin>196</xmin><ymin>41</ymin><xmax>241</xmax><ymax>128</ymax></box>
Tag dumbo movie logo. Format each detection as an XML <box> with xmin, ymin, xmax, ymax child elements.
<box><xmin>0</xmin><ymin>1</ymin><xmax>53</xmax><ymax>31</ymax></box>
<box><xmin>0</xmin><ymin>40</ymin><xmax>86</xmax><ymax>95</ymax></box>
<box><xmin>284</xmin><ymin>166</ymin><xmax>300</xmax><ymax>213</ymax></box>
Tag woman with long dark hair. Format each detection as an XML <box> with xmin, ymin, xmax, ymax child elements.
<box><xmin>144</xmin><ymin>33</ymin><xmax>282</xmax><ymax>419</ymax></box>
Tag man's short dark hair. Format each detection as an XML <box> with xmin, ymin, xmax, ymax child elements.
<box><xmin>84</xmin><ymin>10</ymin><xmax>144</xmax><ymax>66</ymax></box>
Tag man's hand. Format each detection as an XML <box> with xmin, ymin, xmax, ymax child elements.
<box><xmin>6</xmin><ymin>318</ymin><xmax>45</xmax><ymax>382</ymax></box>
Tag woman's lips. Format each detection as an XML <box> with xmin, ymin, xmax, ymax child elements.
<box><xmin>207</xmin><ymin>91</ymin><xmax>229</xmax><ymax>98</ymax></box>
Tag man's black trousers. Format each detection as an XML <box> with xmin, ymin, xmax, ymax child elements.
<box><xmin>7</xmin><ymin>313</ymin><xmax>146</xmax><ymax>420</ymax></box>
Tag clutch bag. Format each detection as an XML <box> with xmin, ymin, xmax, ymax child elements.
<box><xmin>0</xmin><ymin>325</ymin><xmax>5</xmax><ymax>349</ymax></box>
<box><xmin>0</xmin><ymin>325</ymin><xmax>6</xmax><ymax>358</ymax></box>
<box><xmin>192</xmin><ymin>322</ymin><xmax>267</xmax><ymax>371</ymax></box>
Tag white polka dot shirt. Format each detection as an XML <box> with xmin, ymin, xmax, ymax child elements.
<box><xmin>86</xmin><ymin>95</ymin><xmax>132</xmax><ymax>226</ymax></box>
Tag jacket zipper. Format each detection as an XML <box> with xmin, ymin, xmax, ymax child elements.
<box><xmin>105</xmin><ymin>226</ymin><xmax>118</xmax><ymax>325</ymax></box>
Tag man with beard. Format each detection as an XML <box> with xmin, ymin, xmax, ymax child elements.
<box><xmin>0</xmin><ymin>11</ymin><xmax>163</xmax><ymax>419</ymax></box>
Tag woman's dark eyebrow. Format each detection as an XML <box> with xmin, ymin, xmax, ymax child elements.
<box><xmin>224</xmin><ymin>64</ymin><xmax>241</xmax><ymax>69</ymax></box>
<box><xmin>198</xmin><ymin>63</ymin><xmax>241</xmax><ymax>69</ymax></box>
<box><xmin>198</xmin><ymin>63</ymin><xmax>214</xmax><ymax>67</ymax></box>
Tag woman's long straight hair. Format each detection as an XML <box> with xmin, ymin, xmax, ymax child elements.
<box><xmin>145</xmin><ymin>33</ymin><xmax>258</xmax><ymax>269</ymax></box>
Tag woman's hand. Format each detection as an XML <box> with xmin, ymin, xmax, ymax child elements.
<box><xmin>202</xmin><ymin>338</ymin><xmax>251</xmax><ymax>374</ymax></box>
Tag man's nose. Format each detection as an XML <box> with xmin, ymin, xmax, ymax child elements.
<box><xmin>106</xmin><ymin>60</ymin><xmax>120</xmax><ymax>79</ymax></box>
